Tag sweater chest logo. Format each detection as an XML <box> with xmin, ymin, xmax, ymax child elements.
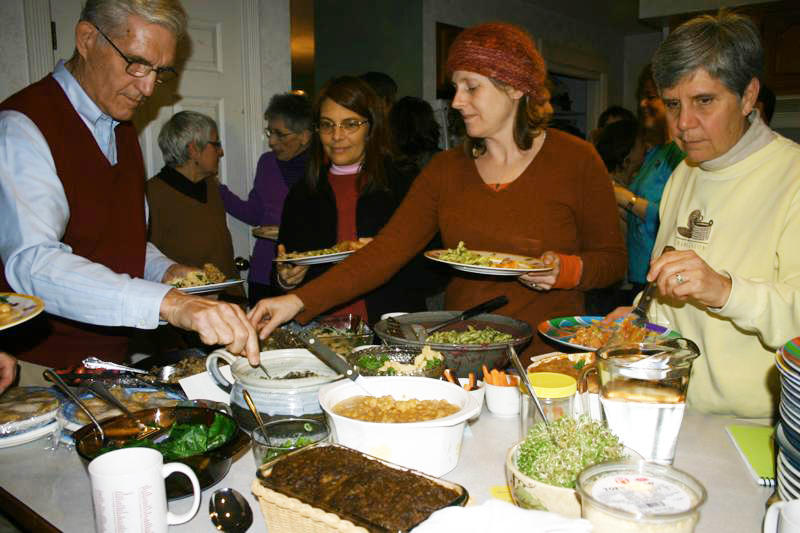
<box><xmin>676</xmin><ymin>209</ymin><xmax>713</xmax><ymax>246</ymax></box>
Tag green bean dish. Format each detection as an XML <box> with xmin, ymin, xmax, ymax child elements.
<box><xmin>426</xmin><ymin>325</ymin><xmax>513</xmax><ymax>345</ymax></box>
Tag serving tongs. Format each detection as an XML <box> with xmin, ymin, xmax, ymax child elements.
<box><xmin>599</xmin><ymin>245</ymin><xmax>675</xmax><ymax>350</ymax></box>
<box><xmin>295</xmin><ymin>330</ymin><xmax>375</xmax><ymax>396</ymax></box>
<box><xmin>385</xmin><ymin>295</ymin><xmax>509</xmax><ymax>342</ymax></box>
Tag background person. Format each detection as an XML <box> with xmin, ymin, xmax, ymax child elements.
<box><xmin>0</xmin><ymin>0</ymin><xmax>258</xmax><ymax>373</ymax></box>
<box><xmin>359</xmin><ymin>71</ymin><xmax>398</xmax><ymax>114</ymax></box>
<box><xmin>274</xmin><ymin>76</ymin><xmax>429</xmax><ymax>323</ymax></box>
<box><xmin>615</xmin><ymin>12</ymin><xmax>800</xmax><ymax>418</ymax></box>
<box><xmin>250</xmin><ymin>22</ymin><xmax>626</xmax><ymax>366</ymax></box>
<box><xmin>219</xmin><ymin>93</ymin><xmax>312</xmax><ymax>305</ymax></box>
<box><xmin>0</xmin><ymin>352</ymin><xmax>17</xmax><ymax>393</ymax></box>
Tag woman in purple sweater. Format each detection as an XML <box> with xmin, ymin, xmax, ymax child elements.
<box><xmin>219</xmin><ymin>93</ymin><xmax>312</xmax><ymax>305</ymax></box>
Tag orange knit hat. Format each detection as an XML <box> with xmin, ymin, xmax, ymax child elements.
<box><xmin>446</xmin><ymin>22</ymin><xmax>547</xmax><ymax>104</ymax></box>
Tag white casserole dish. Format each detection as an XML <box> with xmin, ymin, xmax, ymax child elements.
<box><xmin>318</xmin><ymin>376</ymin><xmax>481</xmax><ymax>477</ymax></box>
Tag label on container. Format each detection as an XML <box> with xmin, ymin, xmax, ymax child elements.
<box><xmin>590</xmin><ymin>474</ymin><xmax>693</xmax><ymax>515</ymax></box>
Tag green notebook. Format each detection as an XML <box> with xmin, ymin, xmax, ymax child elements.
<box><xmin>725</xmin><ymin>424</ymin><xmax>775</xmax><ymax>487</ymax></box>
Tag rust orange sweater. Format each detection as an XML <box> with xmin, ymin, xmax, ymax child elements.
<box><xmin>293</xmin><ymin>129</ymin><xmax>626</xmax><ymax>362</ymax></box>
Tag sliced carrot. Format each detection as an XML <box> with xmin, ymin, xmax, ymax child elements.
<box><xmin>468</xmin><ymin>372</ymin><xmax>476</xmax><ymax>391</ymax></box>
<box><xmin>482</xmin><ymin>364</ymin><xmax>491</xmax><ymax>384</ymax></box>
<box><xmin>443</xmin><ymin>369</ymin><xmax>457</xmax><ymax>385</ymax></box>
<box><xmin>491</xmin><ymin>369</ymin><xmax>503</xmax><ymax>386</ymax></box>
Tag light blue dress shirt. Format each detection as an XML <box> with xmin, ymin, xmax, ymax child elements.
<box><xmin>0</xmin><ymin>61</ymin><xmax>173</xmax><ymax>329</ymax></box>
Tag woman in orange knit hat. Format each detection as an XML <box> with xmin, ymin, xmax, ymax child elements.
<box><xmin>248</xmin><ymin>22</ymin><xmax>625</xmax><ymax>365</ymax></box>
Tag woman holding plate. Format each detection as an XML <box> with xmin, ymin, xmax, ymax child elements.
<box><xmin>252</xmin><ymin>22</ymin><xmax>626</xmax><ymax>364</ymax></box>
<box><xmin>273</xmin><ymin>76</ymin><xmax>431</xmax><ymax>323</ymax></box>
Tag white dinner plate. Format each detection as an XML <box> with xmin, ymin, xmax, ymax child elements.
<box><xmin>177</xmin><ymin>279</ymin><xmax>244</xmax><ymax>295</ymax></box>
<box><xmin>273</xmin><ymin>250</ymin><xmax>354</xmax><ymax>265</ymax></box>
<box><xmin>0</xmin><ymin>420</ymin><xmax>58</xmax><ymax>448</ymax></box>
<box><xmin>0</xmin><ymin>292</ymin><xmax>45</xmax><ymax>331</ymax></box>
<box><xmin>425</xmin><ymin>249</ymin><xmax>552</xmax><ymax>276</ymax></box>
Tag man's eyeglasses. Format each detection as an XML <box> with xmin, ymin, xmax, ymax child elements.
<box><xmin>316</xmin><ymin>119</ymin><xmax>369</xmax><ymax>135</ymax></box>
<box><xmin>92</xmin><ymin>23</ymin><xmax>178</xmax><ymax>84</ymax></box>
<box><xmin>208</xmin><ymin>141</ymin><xmax>223</xmax><ymax>149</ymax></box>
<box><xmin>264</xmin><ymin>128</ymin><xmax>295</xmax><ymax>140</ymax></box>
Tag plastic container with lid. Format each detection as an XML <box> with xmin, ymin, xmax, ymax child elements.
<box><xmin>519</xmin><ymin>372</ymin><xmax>576</xmax><ymax>438</ymax></box>
<box><xmin>576</xmin><ymin>460</ymin><xmax>706</xmax><ymax>533</ymax></box>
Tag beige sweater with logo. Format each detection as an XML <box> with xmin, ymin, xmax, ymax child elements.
<box><xmin>650</xmin><ymin>129</ymin><xmax>800</xmax><ymax>418</ymax></box>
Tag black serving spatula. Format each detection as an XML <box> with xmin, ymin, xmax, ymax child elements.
<box><xmin>295</xmin><ymin>330</ymin><xmax>375</xmax><ymax>396</ymax></box>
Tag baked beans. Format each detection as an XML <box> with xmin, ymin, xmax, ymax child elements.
<box><xmin>332</xmin><ymin>395</ymin><xmax>459</xmax><ymax>423</ymax></box>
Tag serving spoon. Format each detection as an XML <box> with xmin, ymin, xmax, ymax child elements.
<box><xmin>209</xmin><ymin>487</ymin><xmax>253</xmax><ymax>533</ymax></box>
<box><xmin>85</xmin><ymin>381</ymin><xmax>162</xmax><ymax>440</ymax></box>
<box><xmin>43</xmin><ymin>369</ymin><xmax>105</xmax><ymax>443</ymax></box>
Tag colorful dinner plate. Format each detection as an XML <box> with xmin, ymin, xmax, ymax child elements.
<box><xmin>273</xmin><ymin>250</ymin><xmax>354</xmax><ymax>265</ymax></box>
<box><xmin>537</xmin><ymin>315</ymin><xmax>681</xmax><ymax>351</ymax></box>
<box><xmin>424</xmin><ymin>249</ymin><xmax>552</xmax><ymax>276</ymax></box>
<box><xmin>177</xmin><ymin>279</ymin><xmax>245</xmax><ymax>295</ymax></box>
<box><xmin>0</xmin><ymin>292</ymin><xmax>45</xmax><ymax>331</ymax></box>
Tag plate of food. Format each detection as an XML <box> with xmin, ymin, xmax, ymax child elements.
<box><xmin>274</xmin><ymin>240</ymin><xmax>367</xmax><ymax>266</ymax></box>
<box><xmin>61</xmin><ymin>386</ymin><xmax>184</xmax><ymax>432</ymax></box>
<box><xmin>0</xmin><ymin>292</ymin><xmax>45</xmax><ymax>331</ymax></box>
<box><xmin>425</xmin><ymin>241</ymin><xmax>552</xmax><ymax>276</ymax></box>
<box><xmin>252</xmin><ymin>225</ymin><xmax>279</xmax><ymax>240</ymax></box>
<box><xmin>537</xmin><ymin>315</ymin><xmax>681</xmax><ymax>351</ymax></box>
<box><xmin>177</xmin><ymin>279</ymin><xmax>244</xmax><ymax>295</ymax></box>
<box><xmin>0</xmin><ymin>386</ymin><xmax>62</xmax><ymax>448</ymax></box>
<box><xmin>168</xmin><ymin>263</ymin><xmax>243</xmax><ymax>294</ymax></box>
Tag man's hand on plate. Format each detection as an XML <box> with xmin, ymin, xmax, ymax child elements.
<box><xmin>160</xmin><ymin>290</ymin><xmax>259</xmax><ymax>363</ymax></box>
<box><xmin>518</xmin><ymin>251</ymin><xmax>560</xmax><ymax>291</ymax></box>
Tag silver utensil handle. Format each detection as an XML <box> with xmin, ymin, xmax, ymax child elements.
<box><xmin>507</xmin><ymin>344</ymin><xmax>549</xmax><ymax>427</ymax></box>
<box><xmin>86</xmin><ymin>381</ymin><xmax>137</xmax><ymax>420</ymax></box>
<box><xmin>43</xmin><ymin>369</ymin><xmax>105</xmax><ymax>441</ymax></box>
<box><xmin>83</xmin><ymin>356</ymin><xmax>147</xmax><ymax>374</ymax></box>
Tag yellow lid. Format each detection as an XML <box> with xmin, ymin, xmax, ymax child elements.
<box><xmin>522</xmin><ymin>372</ymin><xmax>577</xmax><ymax>398</ymax></box>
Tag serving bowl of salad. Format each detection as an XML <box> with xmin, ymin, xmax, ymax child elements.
<box><xmin>373</xmin><ymin>311</ymin><xmax>532</xmax><ymax>376</ymax></box>
<box><xmin>73</xmin><ymin>406</ymin><xmax>250</xmax><ymax>499</ymax></box>
<box><xmin>505</xmin><ymin>416</ymin><xmax>639</xmax><ymax>517</ymax></box>
<box><xmin>346</xmin><ymin>345</ymin><xmax>446</xmax><ymax>378</ymax></box>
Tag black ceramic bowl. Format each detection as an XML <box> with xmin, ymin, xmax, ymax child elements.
<box><xmin>73</xmin><ymin>406</ymin><xmax>250</xmax><ymax>500</ymax></box>
<box><xmin>373</xmin><ymin>312</ymin><xmax>532</xmax><ymax>376</ymax></box>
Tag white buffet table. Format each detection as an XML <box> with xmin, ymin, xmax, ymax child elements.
<box><xmin>0</xmin><ymin>409</ymin><xmax>771</xmax><ymax>532</ymax></box>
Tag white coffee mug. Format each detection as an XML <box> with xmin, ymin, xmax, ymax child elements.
<box><xmin>764</xmin><ymin>499</ymin><xmax>800</xmax><ymax>533</ymax></box>
<box><xmin>88</xmin><ymin>448</ymin><xmax>201</xmax><ymax>533</ymax></box>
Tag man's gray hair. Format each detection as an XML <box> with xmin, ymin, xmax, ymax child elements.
<box><xmin>652</xmin><ymin>11</ymin><xmax>762</xmax><ymax>97</ymax></box>
<box><xmin>158</xmin><ymin>111</ymin><xmax>217</xmax><ymax>167</ymax></box>
<box><xmin>80</xmin><ymin>0</ymin><xmax>187</xmax><ymax>39</ymax></box>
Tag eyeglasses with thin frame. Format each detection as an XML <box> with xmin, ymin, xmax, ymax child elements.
<box><xmin>316</xmin><ymin>119</ymin><xmax>369</xmax><ymax>135</ymax></box>
<box><xmin>264</xmin><ymin>128</ymin><xmax>296</xmax><ymax>140</ymax></box>
<box><xmin>92</xmin><ymin>23</ymin><xmax>178</xmax><ymax>84</ymax></box>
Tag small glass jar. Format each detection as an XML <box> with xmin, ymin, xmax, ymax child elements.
<box><xmin>519</xmin><ymin>372</ymin><xmax>577</xmax><ymax>438</ymax></box>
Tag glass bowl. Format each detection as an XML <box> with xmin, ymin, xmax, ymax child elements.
<box><xmin>252</xmin><ymin>418</ymin><xmax>330</xmax><ymax>466</ymax></box>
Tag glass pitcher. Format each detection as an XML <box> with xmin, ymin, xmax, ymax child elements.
<box><xmin>579</xmin><ymin>338</ymin><xmax>700</xmax><ymax>464</ymax></box>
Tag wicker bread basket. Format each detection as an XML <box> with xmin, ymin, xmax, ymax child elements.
<box><xmin>251</xmin><ymin>479</ymin><xmax>367</xmax><ymax>533</ymax></box>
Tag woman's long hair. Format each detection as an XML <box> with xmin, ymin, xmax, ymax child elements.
<box><xmin>306</xmin><ymin>76</ymin><xmax>391</xmax><ymax>193</ymax></box>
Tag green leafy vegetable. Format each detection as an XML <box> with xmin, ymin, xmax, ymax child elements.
<box><xmin>573</xmin><ymin>359</ymin><xmax>586</xmax><ymax>370</ymax></box>
<box><xmin>357</xmin><ymin>354</ymin><xmax>389</xmax><ymax>370</ymax></box>
<box><xmin>262</xmin><ymin>436</ymin><xmax>315</xmax><ymax>463</ymax></box>
<box><xmin>100</xmin><ymin>413</ymin><xmax>236</xmax><ymax>461</ymax></box>
<box><xmin>516</xmin><ymin>416</ymin><xmax>623</xmax><ymax>488</ymax></box>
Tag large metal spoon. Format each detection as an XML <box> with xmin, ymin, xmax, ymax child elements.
<box><xmin>209</xmin><ymin>487</ymin><xmax>253</xmax><ymax>533</ymax></box>
<box><xmin>43</xmin><ymin>369</ymin><xmax>105</xmax><ymax>443</ymax></box>
<box><xmin>85</xmin><ymin>381</ymin><xmax>162</xmax><ymax>440</ymax></box>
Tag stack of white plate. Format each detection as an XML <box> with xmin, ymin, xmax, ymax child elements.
<box><xmin>774</xmin><ymin>337</ymin><xmax>800</xmax><ymax>500</ymax></box>
<box><xmin>0</xmin><ymin>386</ymin><xmax>60</xmax><ymax>448</ymax></box>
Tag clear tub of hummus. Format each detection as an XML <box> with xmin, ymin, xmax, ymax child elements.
<box><xmin>576</xmin><ymin>460</ymin><xmax>706</xmax><ymax>533</ymax></box>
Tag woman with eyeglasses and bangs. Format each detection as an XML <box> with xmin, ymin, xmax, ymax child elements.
<box><xmin>250</xmin><ymin>23</ymin><xmax>626</xmax><ymax>366</ymax></box>
<box><xmin>272</xmin><ymin>75</ymin><xmax>430</xmax><ymax>323</ymax></box>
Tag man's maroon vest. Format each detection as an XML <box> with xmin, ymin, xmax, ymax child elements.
<box><xmin>0</xmin><ymin>75</ymin><xmax>147</xmax><ymax>367</ymax></box>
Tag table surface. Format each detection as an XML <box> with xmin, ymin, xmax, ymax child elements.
<box><xmin>0</xmin><ymin>408</ymin><xmax>771</xmax><ymax>532</ymax></box>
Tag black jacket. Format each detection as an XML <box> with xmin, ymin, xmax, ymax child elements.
<box><xmin>277</xmin><ymin>161</ymin><xmax>443</xmax><ymax>323</ymax></box>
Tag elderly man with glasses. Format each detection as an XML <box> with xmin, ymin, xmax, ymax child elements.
<box><xmin>0</xmin><ymin>0</ymin><xmax>259</xmax><ymax>378</ymax></box>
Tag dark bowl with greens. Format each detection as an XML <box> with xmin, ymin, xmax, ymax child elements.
<box><xmin>374</xmin><ymin>312</ymin><xmax>532</xmax><ymax>377</ymax></box>
<box><xmin>345</xmin><ymin>345</ymin><xmax>446</xmax><ymax>378</ymax></box>
<box><xmin>73</xmin><ymin>406</ymin><xmax>250</xmax><ymax>499</ymax></box>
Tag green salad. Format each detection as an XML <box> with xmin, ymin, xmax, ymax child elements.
<box><xmin>262</xmin><ymin>435</ymin><xmax>316</xmax><ymax>463</ymax></box>
<box><xmin>516</xmin><ymin>416</ymin><xmax>624</xmax><ymax>488</ymax></box>
<box><xmin>438</xmin><ymin>241</ymin><xmax>493</xmax><ymax>266</ymax></box>
<box><xmin>427</xmin><ymin>325</ymin><xmax>513</xmax><ymax>345</ymax></box>
<box><xmin>100</xmin><ymin>413</ymin><xmax>236</xmax><ymax>461</ymax></box>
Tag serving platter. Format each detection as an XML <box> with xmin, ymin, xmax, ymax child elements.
<box><xmin>537</xmin><ymin>315</ymin><xmax>681</xmax><ymax>351</ymax></box>
<box><xmin>425</xmin><ymin>249</ymin><xmax>552</xmax><ymax>276</ymax></box>
<box><xmin>0</xmin><ymin>292</ymin><xmax>45</xmax><ymax>331</ymax></box>
<box><xmin>177</xmin><ymin>279</ymin><xmax>244</xmax><ymax>295</ymax></box>
<box><xmin>273</xmin><ymin>250</ymin><xmax>354</xmax><ymax>265</ymax></box>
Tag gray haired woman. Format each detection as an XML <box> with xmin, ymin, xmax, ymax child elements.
<box><xmin>146</xmin><ymin>110</ymin><xmax>240</xmax><ymax>298</ymax></box>
<box><xmin>610</xmin><ymin>11</ymin><xmax>800</xmax><ymax>418</ymax></box>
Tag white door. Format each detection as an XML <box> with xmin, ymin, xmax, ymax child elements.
<box><xmin>50</xmin><ymin>0</ymin><xmax>260</xmax><ymax>272</ymax></box>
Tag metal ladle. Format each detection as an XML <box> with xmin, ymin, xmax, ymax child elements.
<box><xmin>209</xmin><ymin>487</ymin><xmax>253</xmax><ymax>533</ymax></box>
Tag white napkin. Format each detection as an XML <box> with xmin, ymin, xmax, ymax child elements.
<box><xmin>178</xmin><ymin>367</ymin><xmax>234</xmax><ymax>404</ymax></box>
<box><xmin>414</xmin><ymin>499</ymin><xmax>593</xmax><ymax>533</ymax></box>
